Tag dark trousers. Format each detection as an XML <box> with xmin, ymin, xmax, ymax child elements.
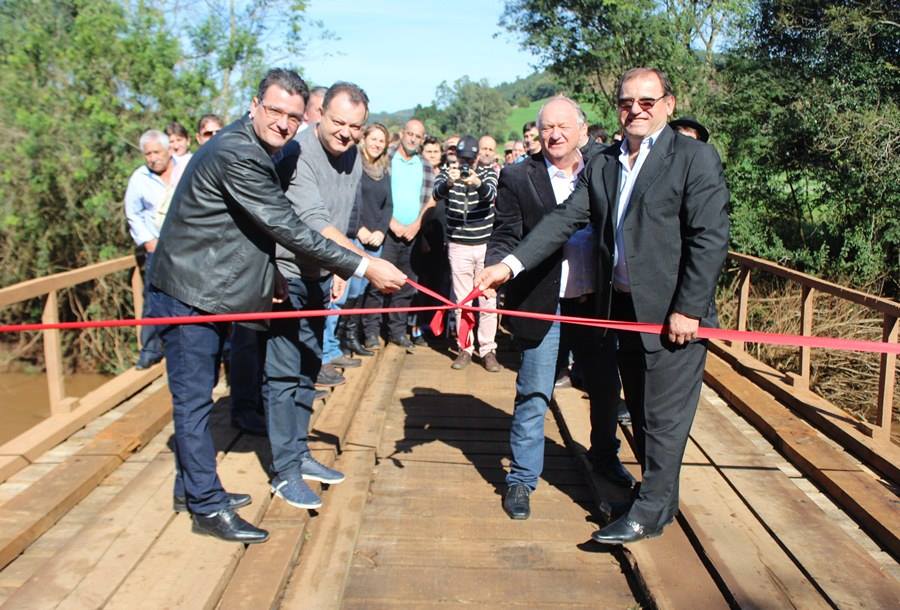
<box><xmin>229</xmin><ymin>324</ymin><xmax>266</xmax><ymax>423</ymax></box>
<box><xmin>263</xmin><ymin>276</ymin><xmax>329</xmax><ymax>479</ymax></box>
<box><xmin>138</xmin><ymin>251</ymin><xmax>163</xmax><ymax>360</ymax></box>
<box><xmin>362</xmin><ymin>232</ymin><xmax>416</xmax><ymax>340</ymax></box>
<box><xmin>559</xmin><ymin>297</ymin><xmax>621</xmax><ymax>458</ymax></box>
<box><xmin>148</xmin><ymin>285</ymin><xmax>227</xmax><ymax>514</ymax></box>
<box><xmin>613</xmin><ymin>291</ymin><xmax>707</xmax><ymax>530</ymax></box>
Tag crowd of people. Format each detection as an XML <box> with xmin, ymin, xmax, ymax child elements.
<box><xmin>123</xmin><ymin>66</ymin><xmax>726</xmax><ymax>548</ymax></box>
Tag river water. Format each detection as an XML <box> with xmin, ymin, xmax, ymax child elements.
<box><xmin>0</xmin><ymin>373</ymin><xmax>112</xmax><ymax>445</ymax></box>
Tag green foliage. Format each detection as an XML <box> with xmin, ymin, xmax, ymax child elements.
<box><xmin>494</xmin><ymin>70</ymin><xmax>558</xmax><ymax>104</ymax></box>
<box><xmin>433</xmin><ymin>76</ymin><xmax>512</xmax><ymax>141</ymax></box>
<box><xmin>500</xmin><ymin>0</ymin><xmax>898</xmax><ymax>295</ymax></box>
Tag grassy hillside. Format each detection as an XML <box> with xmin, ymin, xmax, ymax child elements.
<box><xmin>504</xmin><ymin>98</ymin><xmax>616</xmax><ymax>141</ymax></box>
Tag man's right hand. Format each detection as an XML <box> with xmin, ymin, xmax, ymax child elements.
<box><xmin>476</xmin><ymin>263</ymin><xmax>512</xmax><ymax>291</ymax></box>
<box><xmin>365</xmin><ymin>257</ymin><xmax>407</xmax><ymax>293</ymax></box>
<box><xmin>144</xmin><ymin>238</ymin><xmax>158</xmax><ymax>253</ymax></box>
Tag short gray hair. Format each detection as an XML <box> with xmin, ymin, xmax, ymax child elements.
<box><xmin>139</xmin><ymin>129</ymin><xmax>169</xmax><ymax>152</ymax></box>
<box><xmin>536</xmin><ymin>96</ymin><xmax>586</xmax><ymax>129</ymax></box>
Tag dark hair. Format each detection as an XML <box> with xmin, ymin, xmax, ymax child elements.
<box><xmin>422</xmin><ymin>135</ymin><xmax>440</xmax><ymax>148</ymax></box>
<box><xmin>165</xmin><ymin>121</ymin><xmax>189</xmax><ymax>139</ymax></box>
<box><xmin>522</xmin><ymin>121</ymin><xmax>536</xmax><ymax>135</ymax></box>
<box><xmin>323</xmin><ymin>81</ymin><xmax>369</xmax><ymax>112</ymax></box>
<box><xmin>256</xmin><ymin>68</ymin><xmax>309</xmax><ymax>104</ymax></box>
<box><xmin>588</xmin><ymin>124</ymin><xmax>608</xmax><ymax>143</ymax></box>
<box><xmin>196</xmin><ymin>113</ymin><xmax>224</xmax><ymax>134</ymax></box>
<box><xmin>615</xmin><ymin>67</ymin><xmax>675</xmax><ymax>99</ymax></box>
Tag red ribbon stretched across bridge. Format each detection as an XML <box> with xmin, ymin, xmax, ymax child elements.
<box><xmin>0</xmin><ymin>278</ymin><xmax>897</xmax><ymax>355</ymax></box>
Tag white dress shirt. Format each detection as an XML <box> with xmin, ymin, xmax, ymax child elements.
<box><xmin>545</xmin><ymin>157</ymin><xmax>596</xmax><ymax>298</ymax></box>
<box><xmin>613</xmin><ymin>125</ymin><xmax>665</xmax><ymax>291</ymax></box>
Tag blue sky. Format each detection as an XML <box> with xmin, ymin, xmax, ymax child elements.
<box><xmin>299</xmin><ymin>0</ymin><xmax>539</xmax><ymax>113</ymax></box>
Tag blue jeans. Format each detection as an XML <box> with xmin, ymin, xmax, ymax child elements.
<box><xmin>322</xmin><ymin>240</ymin><xmax>374</xmax><ymax>363</ymax></box>
<box><xmin>139</xmin><ymin>252</ymin><xmax>164</xmax><ymax>361</ymax></box>
<box><xmin>507</xmin><ymin>299</ymin><xmax>620</xmax><ymax>490</ymax></box>
<box><xmin>264</xmin><ymin>276</ymin><xmax>330</xmax><ymax>479</ymax></box>
<box><xmin>148</xmin><ymin>285</ymin><xmax>227</xmax><ymax>514</ymax></box>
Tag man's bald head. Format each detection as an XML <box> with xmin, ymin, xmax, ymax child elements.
<box><xmin>478</xmin><ymin>135</ymin><xmax>497</xmax><ymax>166</ymax></box>
<box><xmin>400</xmin><ymin>119</ymin><xmax>425</xmax><ymax>157</ymax></box>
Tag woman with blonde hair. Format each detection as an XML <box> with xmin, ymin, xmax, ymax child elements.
<box><xmin>341</xmin><ymin>123</ymin><xmax>394</xmax><ymax>355</ymax></box>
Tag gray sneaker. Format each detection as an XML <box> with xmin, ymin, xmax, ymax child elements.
<box><xmin>300</xmin><ymin>454</ymin><xmax>346</xmax><ymax>484</ymax></box>
<box><xmin>271</xmin><ymin>475</ymin><xmax>322</xmax><ymax>509</ymax></box>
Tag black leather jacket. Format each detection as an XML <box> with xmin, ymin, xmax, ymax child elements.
<box><xmin>150</xmin><ymin>115</ymin><xmax>361</xmax><ymax>316</ymax></box>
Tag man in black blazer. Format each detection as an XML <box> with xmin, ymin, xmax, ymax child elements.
<box><xmin>487</xmin><ymin>96</ymin><xmax>633</xmax><ymax>521</ymax></box>
<box><xmin>478</xmin><ymin>68</ymin><xmax>729</xmax><ymax>543</ymax></box>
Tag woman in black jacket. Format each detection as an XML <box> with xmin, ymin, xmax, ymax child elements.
<box><xmin>343</xmin><ymin>123</ymin><xmax>393</xmax><ymax>355</ymax></box>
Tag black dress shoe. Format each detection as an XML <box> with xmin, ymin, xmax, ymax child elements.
<box><xmin>591</xmin><ymin>514</ymin><xmax>662</xmax><ymax>545</ymax></box>
<box><xmin>593</xmin><ymin>455</ymin><xmax>636</xmax><ymax>489</ymax></box>
<box><xmin>192</xmin><ymin>508</ymin><xmax>268</xmax><ymax>543</ymax></box>
<box><xmin>315</xmin><ymin>364</ymin><xmax>346</xmax><ymax>387</ymax></box>
<box><xmin>363</xmin><ymin>335</ymin><xmax>381</xmax><ymax>350</ymax></box>
<box><xmin>502</xmin><ymin>483</ymin><xmax>531</xmax><ymax>520</ymax></box>
<box><xmin>329</xmin><ymin>354</ymin><xmax>361</xmax><ymax>368</ymax></box>
<box><xmin>343</xmin><ymin>337</ymin><xmax>374</xmax><ymax>357</ymax></box>
<box><xmin>174</xmin><ymin>492</ymin><xmax>252</xmax><ymax>513</ymax></box>
<box><xmin>389</xmin><ymin>335</ymin><xmax>415</xmax><ymax>350</ymax></box>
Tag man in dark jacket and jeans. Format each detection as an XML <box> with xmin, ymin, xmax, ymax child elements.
<box><xmin>148</xmin><ymin>68</ymin><xmax>406</xmax><ymax>544</ymax></box>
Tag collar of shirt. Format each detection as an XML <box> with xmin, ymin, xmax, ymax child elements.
<box><xmin>618</xmin><ymin>124</ymin><xmax>666</xmax><ymax>167</ymax></box>
<box><xmin>544</xmin><ymin>154</ymin><xmax>584</xmax><ymax>205</ymax></box>
<box><xmin>141</xmin><ymin>156</ymin><xmax>178</xmax><ymax>183</ymax></box>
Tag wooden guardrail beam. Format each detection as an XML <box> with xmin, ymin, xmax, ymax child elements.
<box><xmin>727</xmin><ymin>252</ymin><xmax>900</xmax><ymax>317</ymax></box>
<box><xmin>0</xmin><ymin>255</ymin><xmax>136</xmax><ymax>308</ymax></box>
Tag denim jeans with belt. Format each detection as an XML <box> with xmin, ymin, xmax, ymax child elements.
<box><xmin>263</xmin><ymin>275</ymin><xmax>330</xmax><ymax>479</ymax></box>
<box><xmin>148</xmin><ymin>285</ymin><xmax>228</xmax><ymax>514</ymax></box>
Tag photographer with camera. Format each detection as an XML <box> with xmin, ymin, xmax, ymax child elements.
<box><xmin>433</xmin><ymin>135</ymin><xmax>500</xmax><ymax>371</ymax></box>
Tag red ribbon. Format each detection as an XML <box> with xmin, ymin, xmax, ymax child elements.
<box><xmin>0</xmin><ymin>278</ymin><xmax>897</xmax><ymax>355</ymax></box>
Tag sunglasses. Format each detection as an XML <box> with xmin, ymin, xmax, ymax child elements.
<box><xmin>617</xmin><ymin>94</ymin><xmax>668</xmax><ymax>111</ymax></box>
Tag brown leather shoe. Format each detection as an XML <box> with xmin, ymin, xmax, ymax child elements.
<box><xmin>482</xmin><ymin>351</ymin><xmax>501</xmax><ymax>372</ymax></box>
<box><xmin>451</xmin><ymin>351</ymin><xmax>472</xmax><ymax>370</ymax></box>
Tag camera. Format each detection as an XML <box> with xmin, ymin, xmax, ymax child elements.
<box><xmin>455</xmin><ymin>135</ymin><xmax>479</xmax><ymax>179</ymax></box>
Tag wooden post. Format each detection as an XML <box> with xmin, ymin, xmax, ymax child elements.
<box><xmin>42</xmin><ymin>290</ymin><xmax>67</xmax><ymax>414</ymax></box>
<box><xmin>797</xmin><ymin>286</ymin><xmax>815</xmax><ymax>389</ymax></box>
<box><xmin>131</xmin><ymin>264</ymin><xmax>144</xmax><ymax>347</ymax></box>
<box><xmin>733</xmin><ymin>267</ymin><xmax>751</xmax><ymax>352</ymax></box>
<box><xmin>874</xmin><ymin>315</ymin><xmax>897</xmax><ymax>445</ymax></box>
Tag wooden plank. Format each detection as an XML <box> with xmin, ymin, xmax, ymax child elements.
<box><xmin>679</xmin><ymin>438</ymin><xmax>832</xmax><ymax>609</ymax></box>
<box><xmin>0</xmin><ymin>457</ymin><xmax>28</xmax><ymax>484</ymax></box>
<box><xmin>278</xmin><ymin>347</ymin><xmax>406</xmax><ymax>610</ymax></box>
<box><xmin>103</xmin><ymin>435</ymin><xmax>271</xmax><ymax>610</ymax></box>
<box><xmin>0</xmin><ymin>255</ymin><xmax>135</xmax><ymax>307</ymax></box>
<box><xmin>705</xmin><ymin>351</ymin><xmax>900</xmax><ymax>559</ymax></box>
<box><xmin>690</xmin><ymin>398</ymin><xmax>900</xmax><ymax>609</ymax></box>
<box><xmin>0</xmin><ymin>364</ymin><xmax>165</xmax><ymax>478</ymax></box>
<box><xmin>709</xmin><ymin>340</ymin><xmax>900</xmax><ymax>484</ymax></box>
<box><xmin>341</xmin><ymin>566</ymin><xmax>636</xmax><ymax>607</ymax></box>
<box><xmin>1</xmin><ymin>455</ymin><xmax>174</xmax><ymax>610</ymax></box>
<box><xmin>41</xmin><ymin>290</ymin><xmax>67</xmax><ymax>413</ymax></box>
<box><xmin>0</xmin><ymin>455</ymin><xmax>121</xmax><ymax>570</ymax></box>
<box><xmin>551</xmin><ymin>388</ymin><xmax>729</xmax><ymax>610</ymax></box>
<box><xmin>218</xmin><ymin>348</ymin><xmax>393</xmax><ymax>610</ymax></box>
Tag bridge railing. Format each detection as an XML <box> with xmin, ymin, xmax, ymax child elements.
<box><xmin>726</xmin><ymin>252</ymin><xmax>899</xmax><ymax>444</ymax></box>
<box><xmin>0</xmin><ymin>255</ymin><xmax>144</xmax><ymax>414</ymax></box>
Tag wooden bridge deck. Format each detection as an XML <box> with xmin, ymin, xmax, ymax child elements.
<box><xmin>0</xmin><ymin>338</ymin><xmax>898</xmax><ymax>609</ymax></box>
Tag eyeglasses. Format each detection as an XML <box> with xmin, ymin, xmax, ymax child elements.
<box><xmin>617</xmin><ymin>94</ymin><xmax>668</xmax><ymax>111</ymax></box>
<box><xmin>259</xmin><ymin>102</ymin><xmax>303</xmax><ymax>127</ymax></box>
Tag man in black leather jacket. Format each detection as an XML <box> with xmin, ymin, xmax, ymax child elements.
<box><xmin>147</xmin><ymin>68</ymin><xmax>406</xmax><ymax>544</ymax></box>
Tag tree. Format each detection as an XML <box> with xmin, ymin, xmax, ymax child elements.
<box><xmin>435</xmin><ymin>76</ymin><xmax>511</xmax><ymax>139</ymax></box>
<box><xmin>715</xmin><ymin>0</ymin><xmax>899</xmax><ymax>293</ymax></box>
<box><xmin>499</xmin><ymin>0</ymin><xmax>751</xmax><ymax>113</ymax></box>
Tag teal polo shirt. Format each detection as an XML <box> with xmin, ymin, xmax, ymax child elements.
<box><xmin>391</xmin><ymin>153</ymin><xmax>424</xmax><ymax>225</ymax></box>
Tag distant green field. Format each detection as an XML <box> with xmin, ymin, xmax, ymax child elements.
<box><xmin>503</xmin><ymin>97</ymin><xmax>616</xmax><ymax>141</ymax></box>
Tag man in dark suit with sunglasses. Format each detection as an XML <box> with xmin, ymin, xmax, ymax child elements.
<box><xmin>478</xmin><ymin>67</ymin><xmax>729</xmax><ymax>544</ymax></box>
